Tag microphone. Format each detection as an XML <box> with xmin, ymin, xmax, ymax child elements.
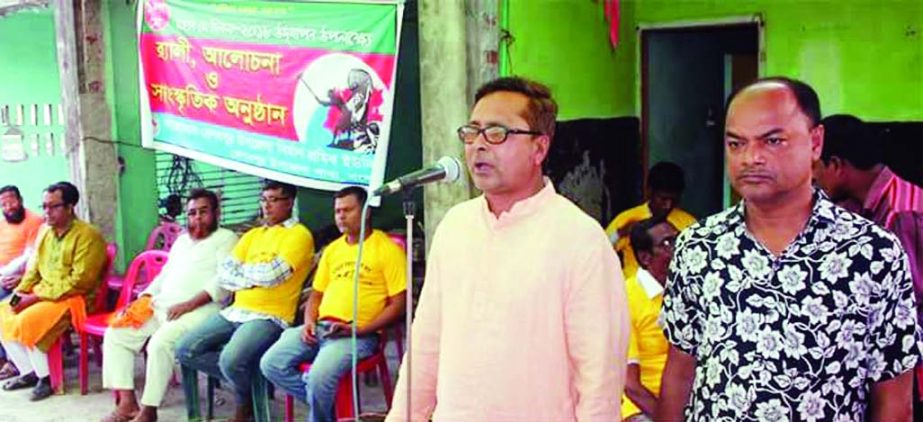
<box><xmin>373</xmin><ymin>156</ymin><xmax>462</xmax><ymax>196</ymax></box>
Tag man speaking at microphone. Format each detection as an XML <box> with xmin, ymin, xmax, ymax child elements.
<box><xmin>387</xmin><ymin>76</ymin><xmax>629</xmax><ymax>421</ymax></box>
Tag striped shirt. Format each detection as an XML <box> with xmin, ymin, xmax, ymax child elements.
<box><xmin>862</xmin><ymin>166</ymin><xmax>923</xmax><ymax>308</ymax></box>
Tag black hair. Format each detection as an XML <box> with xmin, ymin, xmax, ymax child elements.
<box><xmin>45</xmin><ymin>181</ymin><xmax>79</xmax><ymax>206</ymax></box>
<box><xmin>474</xmin><ymin>76</ymin><xmax>558</xmax><ymax>140</ymax></box>
<box><xmin>187</xmin><ymin>188</ymin><xmax>220</xmax><ymax>212</ymax></box>
<box><xmin>726</xmin><ymin>76</ymin><xmax>821</xmax><ymax>127</ymax></box>
<box><xmin>819</xmin><ymin>114</ymin><xmax>882</xmax><ymax>170</ymax></box>
<box><xmin>0</xmin><ymin>185</ymin><xmax>21</xmax><ymax>199</ymax></box>
<box><xmin>629</xmin><ymin>214</ymin><xmax>670</xmax><ymax>255</ymax></box>
<box><xmin>334</xmin><ymin>186</ymin><xmax>368</xmax><ymax>207</ymax></box>
<box><xmin>263</xmin><ymin>180</ymin><xmax>297</xmax><ymax>199</ymax></box>
<box><xmin>648</xmin><ymin>161</ymin><xmax>686</xmax><ymax>194</ymax></box>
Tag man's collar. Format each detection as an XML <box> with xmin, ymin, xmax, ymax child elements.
<box><xmin>862</xmin><ymin>166</ymin><xmax>895</xmax><ymax>212</ymax></box>
<box><xmin>636</xmin><ymin>268</ymin><xmax>664</xmax><ymax>299</ymax></box>
<box><xmin>53</xmin><ymin>219</ymin><xmax>77</xmax><ymax>239</ymax></box>
<box><xmin>733</xmin><ymin>188</ymin><xmax>836</xmax><ymax>226</ymax></box>
<box><xmin>267</xmin><ymin>215</ymin><xmax>299</xmax><ymax>228</ymax></box>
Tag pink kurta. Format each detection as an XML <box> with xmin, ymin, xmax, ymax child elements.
<box><xmin>388</xmin><ymin>181</ymin><xmax>629</xmax><ymax>422</ymax></box>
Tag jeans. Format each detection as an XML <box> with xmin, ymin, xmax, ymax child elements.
<box><xmin>260</xmin><ymin>321</ymin><xmax>379</xmax><ymax>422</ymax></box>
<box><xmin>175</xmin><ymin>313</ymin><xmax>283</xmax><ymax>404</ymax></box>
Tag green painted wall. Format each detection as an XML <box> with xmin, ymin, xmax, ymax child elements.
<box><xmin>633</xmin><ymin>0</ymin><xmax>923</xmax><ymax>121</ymax></box>
<box><xmin>506</xmin><ymin>0</ymin><xmax>636</xmax><ymax>119</ymax></box>
<box><xmin>107</xmin><ymin>0</ymin><xmax>161</xmax><ymax>270</ymax></box>
<box><xmin>0</xmin><ymin>8</ymin><xmax>69</xmax><ymax>211</ymax></box>
<box><xmin>508</xmin><ymin>0</ymin><xmax>923</xmax><ymax>122</ymax></box>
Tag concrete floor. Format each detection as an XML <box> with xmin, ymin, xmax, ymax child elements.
<box><xmin>0</xmin><ymin>338</ymin><xmax>398</xmax><ymax>422</ymax></box>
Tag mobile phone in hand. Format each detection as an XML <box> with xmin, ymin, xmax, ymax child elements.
<box><xmin>9</xmin><ymin>293</ymin><xmax>21</xmax><ymax>307</ymax></box>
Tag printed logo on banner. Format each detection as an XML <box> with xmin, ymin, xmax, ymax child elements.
<box><xmin>294</xmin><ymin>53</ymin><xmax>391</xmax><ymax>155</ymax></box>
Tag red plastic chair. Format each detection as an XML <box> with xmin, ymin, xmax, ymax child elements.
<box><xmin>79</xmin><ymin>250</ymin><xmax>169</xmax><ymax>394</ymax></box>
<box><xmin>46</xmin><ymin>243</ymin><xmax>118</xmax><ymax>394</ymax></box>
<box><xmin>283</xmin><ymin>337</ymin><xmax>393</xmax><ymax>422</ymax></box>
<box><xmin>107</xmin><ymin>223</ymin><xmax>182</xmax><ymax>291</ymax></box>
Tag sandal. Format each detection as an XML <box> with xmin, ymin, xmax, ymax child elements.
<box><xmin>2</xmin><ymin>372</ymin><xmax>37</xmax><ymax>390</ymax></box>
<box><xmin>100</xmin><ymin>410</ymin><xmax>137</xmax><ymax>422</ymax></box>
<box><xmin>0</xmin><ymin>361</ymin><xmax>18</xmax><ymax>380</ymax></box>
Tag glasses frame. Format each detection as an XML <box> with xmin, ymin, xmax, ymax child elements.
<box><xmin>456</xmin><ymin>124</ymin><xmax>543</xmax><ymax>145</ymax></box>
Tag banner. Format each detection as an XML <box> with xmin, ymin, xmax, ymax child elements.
<box><xmin>138</xmin><ymin>0</ymin><xmax>403</xmax><ymax>193</ymax></box>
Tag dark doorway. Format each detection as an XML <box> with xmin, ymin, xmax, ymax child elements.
<box><xmin>641</xmin><ymin>22</ymin><xmax>760</xmax><ymax>218</ymax></box>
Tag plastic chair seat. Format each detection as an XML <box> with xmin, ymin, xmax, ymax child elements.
<box><xmin>83</xmin><ymin>313</ymin><xmax>115</xmax><ymax>337</ymax></box>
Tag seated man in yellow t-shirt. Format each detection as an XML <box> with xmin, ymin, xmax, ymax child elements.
<box><xmin>261</xmin><ymin>186</ymin><xmax>406</xmax><ymax>422</ymax></box>
<box><xmin>605</xmin><ymin>161</ymin><xmax>695</xmax><ymax>280</ymax></box>
<box><xmin>621</xmin><ymin>216</ymin><xmax>678</xmax><ymax>421</ymax></box>
<box><xmin>176</xmin><ymin>181</ymin><xmax>315</xmax><ymax>422</ymax></box>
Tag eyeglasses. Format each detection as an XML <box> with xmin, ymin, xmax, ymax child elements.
<box><xmin>259</xmin><ymin>196</ymin><xmax>290</xmax><ymax>204</ymax></box>
<box><xmin>456</xmin><ymin>124</ymin><xmax>543</xmax><ymax>145</ymax></box>
<box><xmin>41</xmin><ymin>202</ymin><xmax>66</xmax><ymax>211</ymax></box>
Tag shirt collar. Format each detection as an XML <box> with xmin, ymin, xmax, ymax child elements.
<box><xmin>636</xmin><ymin>268</ymin><xmax>664</xmax><ymax>299</ymax></box>
<box><xmin>53</xmin><ymin>219</ymin><xmax>77</xmax><ymax>239</ymax></box>
<box><xmin>479</xmin><ymin>177</ymin><xmax>556</xmax><ymax>229</ymax></box>
<box><xmin>862</xmin><ymin>166</ymin><xmax>895</xmax><ymax>213</ymax></box>
<box><xmin>732</xmin><ymin>188</ymin><xmax>838</xmax><ymax>227</ymax></box>
<box><xmin>265</xmin><ymin>215</ymin><xmax>299</xmax><ymax>228</ymax></box>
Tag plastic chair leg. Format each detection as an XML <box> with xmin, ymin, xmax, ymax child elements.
<box><xmin>79</xmin><ymin>331</ymin><xmax>89</xmax><ymax>395</ymax></box>
<box><xmin>284</xmin><ymin>394</ymin><xmax>295</xmax><ymax>422</ymax></box>
<box><xmin>206</xmin><ymin>376</ymin><xmax>218</xmax><ymax>420</ymax></box>
<box><xmin>181</xmin><ymin>365</ymin><xmax>202</xmax><ymax>421</ymax></box>
<box><xmin>251</xmin><ymin>374</ymin><xmax>271</xmax><ymax>422</ymax></box>
<box><xmin>335</xmin><ymin>372</ymin><xmax>356</xmax><ymax>420</ymax></box>
<box><xmin>47</xmin><ymin>337</ymin><xmax>64</xmax><ymax>394</ymax></box>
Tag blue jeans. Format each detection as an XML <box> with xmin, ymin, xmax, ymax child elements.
<box><xmin>175</xmin><ymin>314</ymin><xmax>283</xmax><ymax>404</ymax></box>
<box><xmin>260</xmin><ymin>321</ymin><xmax>378</xmax><ymax>422</ymax></box>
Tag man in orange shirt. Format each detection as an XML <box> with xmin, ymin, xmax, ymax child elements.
<box><xmin>0</xmin><ymin>185</ymin><xmax>44</xmax><ymax>380</ymax></box>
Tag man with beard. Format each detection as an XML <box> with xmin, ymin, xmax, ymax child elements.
<box><xmin>0</xmin><ymin>185</ymin><xmax>44</xmax><ymax>381</ymax></box>
<box><xmin>0</xmin><ymin>181</ymin><xmax>107</xmax><ymax>401</ymax></box>
<box><xmin>100</xmin><ymin>189</ymin><xmax>237</xmax><ymax>422</ymax></box>
<box><xmin>0</xmin><ymin>185</ymin><xmax>44</xmax><ymax>300</ymax></box>
<box><xmin>176</xmin><ymin>181</ymin><xmax>314</xmax><ymax>422</ymax></box>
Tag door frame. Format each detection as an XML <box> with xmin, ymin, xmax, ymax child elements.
<box><xmin>636</xmin><ymin>15</ymin><xmax>765</xmax><ymax>200</ymax></box>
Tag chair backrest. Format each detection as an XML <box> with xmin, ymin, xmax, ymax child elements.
<box><xmin>94</xmin><ymin>243</ymin><xmax>118</xmax><ymax>313</ymax></box>
<box><xmin>144</xmin><ymin>222</ymin><xmax>184</xmax><ymax>251</ymax></box>
<box><xmin>114</xmin><ymin>250</ymin><xmax>170</xmax><ymax>310</ymax></box>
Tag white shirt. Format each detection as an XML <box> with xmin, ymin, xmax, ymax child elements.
<box><xmin>142</xmin><ymin>228</ymin><xmax>238</xmax><ymax>312</ymax></box>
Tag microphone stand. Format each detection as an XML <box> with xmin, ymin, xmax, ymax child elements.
<box><xmin>401</xmin><ymin>190</ymin><xmax>415</xmax><ymax>422</ymax></box>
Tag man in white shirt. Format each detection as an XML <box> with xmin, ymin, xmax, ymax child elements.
<box><xmin>100</xmin><ymin>189</ymin><xmax>238</xmax><ymax>422</ymax></box>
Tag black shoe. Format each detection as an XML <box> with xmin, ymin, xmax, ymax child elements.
<box><xmin>2</xmin><ymin>372</ymin><xmax>37</xmax><ymax>391</ymax></box>
<box><xmin>29</xmin><ymin>377</ymin><xmax>52</xmax><ymax>401</ymax></box>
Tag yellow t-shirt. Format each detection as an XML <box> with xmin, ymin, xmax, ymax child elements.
<box><xmin>604</xmin><ymin>203</ymin><xmax>696</xmax><ymax>279</ymax></box>
<box><xmin>621</xmin><ymin>270</ymin><xmax>668</xmax><ymax>419</ymax></box>
<box><xmin>231</xmin><ymin>223</ymin><xmax>315</xmax><ymax>324</ymax></box>
<box><xmin>314</xmin><ymin>229</ymin><xmax>406</xmax><ymax>327</ymax></box>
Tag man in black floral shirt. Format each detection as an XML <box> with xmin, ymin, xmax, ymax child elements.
<box><xmin>656</xmin><ymin>77</ymin><xmax>922</xmax><ymax>422</ymax></box>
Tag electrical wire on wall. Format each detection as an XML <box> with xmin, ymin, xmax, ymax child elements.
<box><xmin>159</xmin><ymin>155</ymin><xmax>203</xmax><ymax>221</ymax></box>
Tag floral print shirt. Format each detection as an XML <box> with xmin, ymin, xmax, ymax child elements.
<box><xmin>663</xmin><ymin>190</ymin><xmax>922</xmax><ymax>422</ymax></box>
